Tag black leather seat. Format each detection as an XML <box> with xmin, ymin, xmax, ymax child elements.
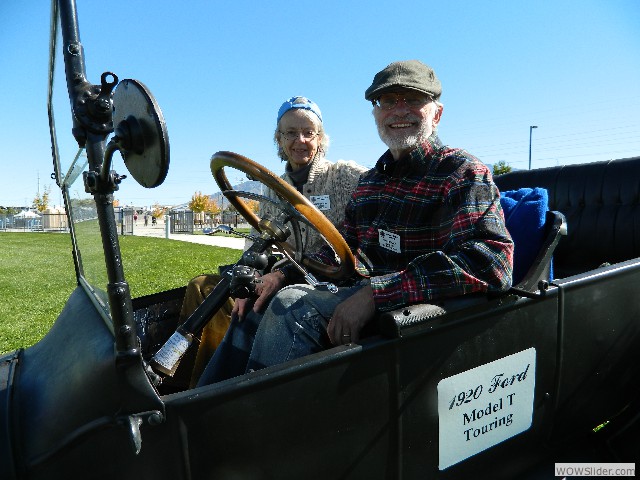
<box><xmin>495</xmin><ymin>156</ymin><xmax>640</xmax><ymax>278</ymax></box>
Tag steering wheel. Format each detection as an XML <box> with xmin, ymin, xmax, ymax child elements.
<box><xmin>210</xmin><ymin>151</ymin><xmax>355</xmax><ymax>280</ymax></box>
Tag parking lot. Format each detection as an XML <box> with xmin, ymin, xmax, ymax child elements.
<box><xmin>130</xmin><ymin>221</ymin><xmax>245</xmax><ymax>250</ymax></box>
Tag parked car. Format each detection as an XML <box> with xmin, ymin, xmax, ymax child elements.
<box><xmin>1</xmin><ymin>1</ymin><xmax>638</xmax><ymax>479</ymax></box>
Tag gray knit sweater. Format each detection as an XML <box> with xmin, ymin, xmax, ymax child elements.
<box><xmin>246</xmin><ymin>156</ymin><xmax>368</xmax><ymax>253</ymax></box>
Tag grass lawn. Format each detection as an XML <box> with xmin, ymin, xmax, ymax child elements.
<box><xmin>0</xmin><ymin>231</ymin><xmax>241</xmax><ymax>354</ymax></box>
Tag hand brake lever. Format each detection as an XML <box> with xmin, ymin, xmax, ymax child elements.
<box><xmin>276</xmin><ymin>245</ymin><xmax>338</xmax><ymax>294</ymax></box>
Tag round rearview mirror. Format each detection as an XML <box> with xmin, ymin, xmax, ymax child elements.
<box><xmin>112</xmin><ymin>79</ymin><xmax>169</xmax><ymax>188</ymax></box>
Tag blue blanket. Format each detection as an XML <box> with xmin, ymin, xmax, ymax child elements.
<box><xmin>500</xmin><ymin>187</ymin><xmax>551</xmax><ymax>285</ymax></box>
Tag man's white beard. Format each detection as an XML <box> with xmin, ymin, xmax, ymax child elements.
<box><xmin>376</xmin><ymin>117</ymin><xmax>432</xmax><ymax>152</ymax></box>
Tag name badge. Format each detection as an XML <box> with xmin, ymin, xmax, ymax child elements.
<box><xmin>379</xmin><ymin>229</ymin><xmax>401</xmax><ymax>253</ymax></box>
<box><xmin>310</xmin><ymin>195</ymin><xmax>331</xmax><ymax>211</ymax></box>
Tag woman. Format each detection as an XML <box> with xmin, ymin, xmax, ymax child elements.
<box><xmin>179</xmin><ymin>96</ymin><xmax>367</xmax><ymax>387</ymax></box>
<box><xmin>249</xmin><ymin>95</ymin><xmax>367</xmax><ymax>253</ymax></box>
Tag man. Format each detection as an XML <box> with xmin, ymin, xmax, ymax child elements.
<box><xmin>197</xmin><ymin>60</ymin><xmax>513</xmax><ymax>385</ymax></box>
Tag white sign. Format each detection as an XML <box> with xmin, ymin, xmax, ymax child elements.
<box><xmin>437</xmin><ymin>348</ymin><xmax>536</xmax><ymax>470</ymax></box>
<box><xmin>379</xmin><ymin>229</ymin><xmax>401</xmax><ymax>253</ymax></box>
<box><xmin>310</xmin><ymin>195</ymin><xmax>331</xmax><ymax>211</ymax></box>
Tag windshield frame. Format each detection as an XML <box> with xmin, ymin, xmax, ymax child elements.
<box><xmin>47</xmin><ymin>0</ymin><xmax>143</xmax><ymax>353</ymax></box>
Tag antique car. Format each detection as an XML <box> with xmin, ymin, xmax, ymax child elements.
<box><xmin>1</xmin><ymin>1</ymin><xmax>638</xmax><ymax>479</ymax></box>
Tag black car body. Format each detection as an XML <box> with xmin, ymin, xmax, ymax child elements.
<box><xmin>1</xmin><ymin>1</ymin><xmax>638</xmax><ymax>479</ymax></box>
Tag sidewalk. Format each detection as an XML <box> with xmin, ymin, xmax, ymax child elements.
<box><xmin>129</xmin><ymin>222</ymin><xmax>245</xmax><ymax>250</ymax></box>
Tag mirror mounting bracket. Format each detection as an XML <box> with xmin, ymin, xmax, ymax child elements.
<box><xmin>71</xmin><ymin>72</ymin><xmax>119</xmax><ymax>147</ymax></box>
<box><xmin>83</xmin><ymin>168</ymin><xmax>127</xmax><ymax>195</ymax></box>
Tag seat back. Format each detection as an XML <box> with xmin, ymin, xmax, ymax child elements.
<box><xmin>500</xmin><ymin>188</ymin><xmax>567</xmax><ymax>291</ymax></box>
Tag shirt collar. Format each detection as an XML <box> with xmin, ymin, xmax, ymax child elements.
<box><xmin>375</xmin><ymin>134</ymin><xmax>443</xmax><ymax>176</ymax></box>
<box><xmin>285</xmin><ymin>155</ymin><xmax>322</xmax><ymax>187</ymax></box>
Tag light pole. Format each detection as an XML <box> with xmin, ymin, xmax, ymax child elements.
<box><xmin>220</xmin><ymin>194</ymin><xmax>224</xmax><ymax>225</ymax></box>
<box><xmin>528</xmin><ymin>125</ymin><xmax>538</xmax><ymax>170</ymax></box>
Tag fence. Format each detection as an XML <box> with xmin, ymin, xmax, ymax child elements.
<box><xmin>170</xmin><ymin>210</ymin><xmax>242</xmax><ymax>232</ymax></box>
<box><xmin>116</xmin><ymin>208</ymin><xmax>135</xmax><ymax>235</ymax></box>
<box><xmin>0</xmin><ymin>213</ymin><xmax>68</xmax><ymax>232</ymax></box>
<box><xmin>169</xmin><ymin>210</ymin><xmax>194</xmax><ymax>234</ymax></box>
<box><xmin>1</xmin><ymin>209</ymin><xmax>151</xmax><ymax>236</ymax></box>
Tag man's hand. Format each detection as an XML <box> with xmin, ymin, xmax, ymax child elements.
<box><xmin>327</xmin><ymin>284</ymin><xmax>375</xmax><ymax>345</ymax></box>
<box><xmin>231</xmin><ymin>270</ymin><xmax>287</xmax><ymax>321</ymax></box>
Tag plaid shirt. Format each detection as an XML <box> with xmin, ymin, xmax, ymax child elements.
<box><xmin>314</xmin><ymin>135</ymin><xmax>514</xmax><ymax>312</ymax></box>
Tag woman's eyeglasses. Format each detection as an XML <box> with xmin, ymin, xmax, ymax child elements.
<box><xmin>279</xmin><ymin>130</ymin><xmax>320</xmax><ymax>141</ymax></box>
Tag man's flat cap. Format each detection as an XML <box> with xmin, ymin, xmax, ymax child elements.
<box><xmin>365</xmin><ymin>60</ymin><xmax>442</xmax><ymax>101</ymax></box>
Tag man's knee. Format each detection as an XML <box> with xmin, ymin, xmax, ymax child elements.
<box><xmin>268</xmin><ymin>284</ymin><xmax>315</xmax><ymax>314</ymax></box>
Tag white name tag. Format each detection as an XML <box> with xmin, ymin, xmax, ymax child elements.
<box><xmin>379</xmin><ymin>229</ymin><xmax>401</xmax><ymax>253</ymax></box>
<box><xmin>437</xmin><ymin>348</ymin><xmax>536</xmax><ymax>470</ymax></box>
<box><xmin>310</xmin><ymin>195</ymin><xmax>331</xmax><ymax>211</ymax></box>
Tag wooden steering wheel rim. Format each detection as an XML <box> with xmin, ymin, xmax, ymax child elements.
<box><xmin>210</xmin><ymin>151</ymin><xmax>355</xmax><ymax>280</ymax></box>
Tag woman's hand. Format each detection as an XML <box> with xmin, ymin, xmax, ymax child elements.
<box><xmin>231</xmin><ymin>270</ymin><xmax>287</xmax><ymax>321</ymax></box>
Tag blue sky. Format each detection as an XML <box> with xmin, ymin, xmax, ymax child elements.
<box><xmin>1</xmin><ymin>0</ymin><xmax>639</xmax><ymax>208</ymax></box>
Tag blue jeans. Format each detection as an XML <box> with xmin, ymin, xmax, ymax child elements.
<box><xmin>196</xmin><ymin>311</ymin><xmax>261</xmax><ymax>386</ymax></box>
<box><xmin>197</xmin><ymin>282</ymin><xmax>366</xmax><ymax>386</ymax></box>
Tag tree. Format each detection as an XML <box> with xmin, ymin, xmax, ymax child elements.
<box><xmin>493</xmin><ymin>160</ymin><xmax>512</xmax><ymax>176</ymax></box>
<box><xmin>245</xmin><ymin>199</ymin><xmax>259</xmax><ymax>214</ymax></box>
<box><xmin>33</xmin><ymin>186</ymin><xmax>51</xmax><ymax>212</ymax></box>
<box><xmin>205</xmin><ymin>198</ymin><xmax>220</xmax><ymax>216</ymax></box>
<box><xmin>189</xmin><ymin>191</ymin><xmax>213</xmax><ymax>213</ymax></box>
<box><xmin>151</xmin><ymin>202</ymin><xmax>167</xmax><ymax>219</ymax></box>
